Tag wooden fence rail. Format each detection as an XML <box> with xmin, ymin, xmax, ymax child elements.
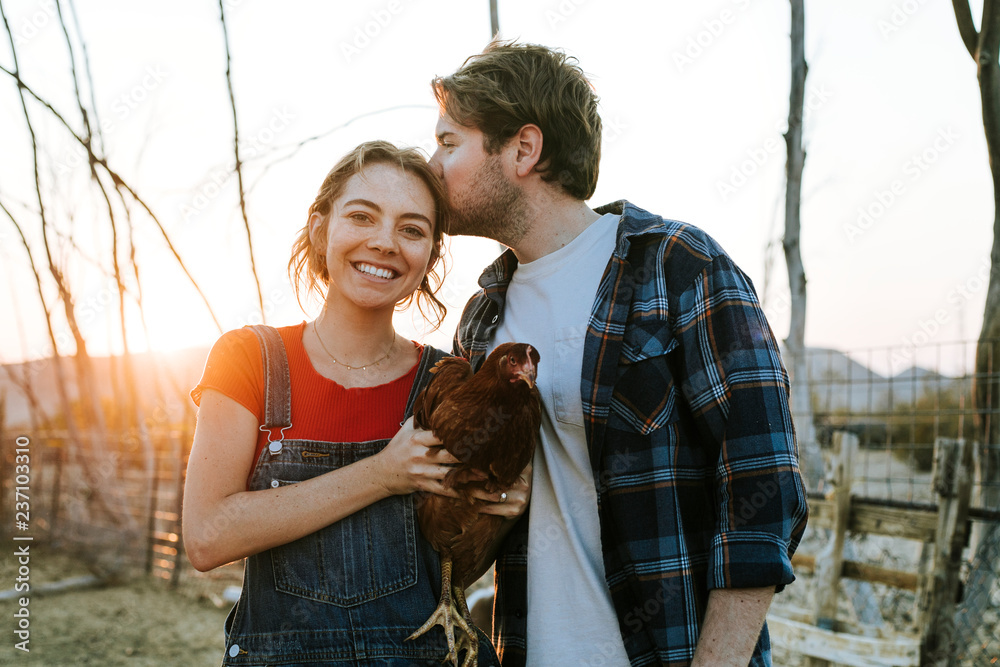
<box><xmin>2</xmin><ymin>429</ymin><xmax>993</xmax><ymax>663</ymax></box>
<box><xmin>767</xmin><ymin>433</ymin><xmax>976</xmax><ymax>666</ymax></box>
<box><xmin>0</xmin><ymin>429</ymin><xmax>193</xmax><ymax>585</ymax></box>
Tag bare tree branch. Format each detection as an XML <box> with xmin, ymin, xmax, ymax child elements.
<box><xmin>782</xmin><ymin>0</ymin><xmax>815</xmax><ymax>456</ymax></box>
<box><xmin>0</xmin><ymin>62</ymin><xmax>223</xmax><ymax>333</ymax></box>
<box><xmin>245</xmin><ymin>103</ymin><xmax>435</xmax><ymax>195</ymax></box>
<box><xmin>56</xmin><ymin>0</ymin><xmax>136</xmax><ymax>426</ymax></box>
<box><xmin>3</xmin><ymin>0</ymin><xmax>141</xmax><ymax>541</ymax></box>
<box><xmin>1</xmin><ymin>254</ymin><xmax>51</xmax><ymax>430</ymax></box>
<box><xmin>219</xmin><ymin>0</ymin><xmax>265</xmax><ymax>322</ymax></box>
<box><xmin>67</xmin><ymin>0</ymin><xmax>103</xmax><ymax>155</ymax></box>
<box><xmin>1</xmin><ymin>194</ymin><xmax>128</xmax><ymax>532</ymax></box>
<box><xmin>953</xmin><ymin>0</ymin><xmax>979</xmax><ymax>59</ymax></box>
<box><xmin>54</xmin><ymin>0</ymin><xmax>92</xmax><ymax>144</ymax></box>
<box><xmin>984</xmin><ymin>0</ymin><xmax>1000</xmax><ymax>53</ymax></box>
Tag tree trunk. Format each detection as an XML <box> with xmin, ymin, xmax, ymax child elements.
<box><xmin>490</xmin><ymin>0</ymin><xmax>500</xmax><ymax>38</ymax></box>
<box><xmin>974</xmin><ymin>0</ymin><xmax>1000</xmax><ymax>506</ymax></box>
<box><xmin>783</xmin><ymin>0</ymin><xmax>820</xmax><ymax>486</ymax></box>
<box><xmin>951</xmin><ymin>1</ymin><xmax>1000</xmax><ymax>656</ymax></box>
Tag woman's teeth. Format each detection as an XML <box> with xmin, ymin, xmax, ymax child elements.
<box><xmin>355</xmin><ymin>263</ymin><xmax>396</xmax><ymax>279</ymax></box>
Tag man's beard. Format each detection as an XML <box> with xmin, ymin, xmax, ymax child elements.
<box><xmin>449</xmin><ymin>154</ymin><xmax>529</xmax><ymax>248</ymax></box>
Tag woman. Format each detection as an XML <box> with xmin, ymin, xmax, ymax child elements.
<box><xmin>183</xmin><ymin>141</ymin><xmax>524</xmax><ymax>666</ymax></box>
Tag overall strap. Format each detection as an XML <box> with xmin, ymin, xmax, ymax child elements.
<box><xmin>403</xmin><ymin>345</ymin><xmax>452</xmax><ymax>420</ymax></box>
<box><xmin>246</xmin><ymin>325</ymin><xmax>292</xmax><ymax>444</ymax></box>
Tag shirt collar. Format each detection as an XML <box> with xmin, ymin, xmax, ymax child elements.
<box><xmin>474</xmin><ymin>200</ymin><xmax>667</xmax><ymax>290</ymax></box>
<box><xmin>476</xmin><ymin>247</ymin><xmax>519</xmax><ymax>290</ymax></box>
<box><xmin>595</xmin><ymin>200</ymin><xmax>671</xmax><ymax>259</ymax></box>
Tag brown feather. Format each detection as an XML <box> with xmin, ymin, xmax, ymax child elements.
<box><xmin>414</xmin><ymin>343</ymin><xmax>542</xmax><ymax>588</ymax></box>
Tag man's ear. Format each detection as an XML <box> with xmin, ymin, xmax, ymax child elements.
<box><xmin>511</xmin><ymin>124</ymin><xmax>543</xmax><ymax>178</ymax></box>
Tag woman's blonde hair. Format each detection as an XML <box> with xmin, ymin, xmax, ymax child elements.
<box><xmin>288</xmin><ymin>141</ymin><xmax>449</xmax><ymax>329</ymax></box>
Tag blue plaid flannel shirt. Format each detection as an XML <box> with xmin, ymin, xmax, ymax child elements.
<box><xmin>454</xmin><ymin>201</ymin><xmax>809</xmax><ymax>666</ymax></box>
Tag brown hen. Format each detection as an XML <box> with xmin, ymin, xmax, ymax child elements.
<box><xmin>407</xmin><ymin>342</ymin><xmax>542</xmax><ymax>667</ymax></box>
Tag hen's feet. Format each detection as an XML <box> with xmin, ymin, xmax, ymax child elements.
<box><xmin>452</xmin><ymin>586</ymin><xmax>478</xmax><ymax>667</ymax></box>
<box><xmin>406</xmin><ymin>558</ymin><xmax>478</xmax><ymax>667</ymax></box>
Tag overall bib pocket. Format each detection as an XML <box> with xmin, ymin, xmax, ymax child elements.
<box><xmin>267</xmin><ymin>478</ymin><xmax>419</xmax><ymax>606</ymax></box>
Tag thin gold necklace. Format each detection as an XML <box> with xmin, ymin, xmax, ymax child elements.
<box><xmin>312</xmin><ymin>320</ymin><xmax>395</xmax><ymax>371</ymax></box>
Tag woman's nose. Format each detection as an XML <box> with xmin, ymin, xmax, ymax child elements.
<box><xmin>368</xmin><ymin>223</ymin><xmax>398</xmax><ymax>253</ymax></box>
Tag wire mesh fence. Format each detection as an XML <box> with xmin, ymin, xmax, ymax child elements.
<box><xmin>0</xmin><ymin>428</ymin><xmax>192</xmax><ymax>583</ymax></box>
<box><xmin>2</xmin><ymin>338</ymin><xmax>998</xmax><ymax>663</ymax></box>
<box><xmin>775</xmin><ymin>338</ymin><xmax>1000</xmax><ymax>665</ymax></box>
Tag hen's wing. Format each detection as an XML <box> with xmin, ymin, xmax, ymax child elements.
<box><xmin>412</xmin><ymin>357</ymin><xmax>473</xmax><ymax>431</ymax></box>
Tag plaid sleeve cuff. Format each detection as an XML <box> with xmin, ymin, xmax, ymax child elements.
<box><xmin>708</xmin><ymin>531</ymin><xmax>796</xmax><ymax>592</ymax></box>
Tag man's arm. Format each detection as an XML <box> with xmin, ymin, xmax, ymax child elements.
<box><xmin>672</xmin><ymin>252</ymin><xmax>808</xmax><ymax>655</ymax></box>
<box><xmin>691</xmin><ymin>587</ymin><xmax>775</xmax><ymax>666</ymax></box>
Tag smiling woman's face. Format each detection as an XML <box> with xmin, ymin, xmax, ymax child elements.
<box><xmin>311</xmin><ymin>162</ymin><xmax>436</xmax><ymax>315</ymax></box>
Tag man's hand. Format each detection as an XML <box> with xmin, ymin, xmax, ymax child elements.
<box><xmin>691</xmin><ymin>586</ymin><xmax>775</xmax><ymax>666</ymax></box>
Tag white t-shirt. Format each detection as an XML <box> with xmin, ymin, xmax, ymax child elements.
<box><xmin>488</xmin><ymin>212</ymin><xmax>630</xmax><ymax>666</ymax></box>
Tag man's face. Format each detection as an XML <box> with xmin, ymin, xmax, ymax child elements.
<box><xmin>430</xmin><ymin>114</ymin><xmax>527</xmax><ymax>245</ymax></box>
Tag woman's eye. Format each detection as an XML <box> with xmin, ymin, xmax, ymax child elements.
<box><xmin>402</xmin><ymin>226</ymin><xmax>427</xmax><ymax>238</ymax></box>
<box><xmin>349</xmin><ymin>212</ymin><xmax>371</xmax><ymax>223</ymax></box>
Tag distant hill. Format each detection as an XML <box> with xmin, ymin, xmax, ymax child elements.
<box><xmin>798</xmin><ymin>347</ymin><xmax>954</xmax><ymax>413</ymax></box>
<box><xmin>0</xmin><ymin>346</ymin><xmax>211</xmax><ymax>429</ymax></box>
<box><xmin>0</xmin><ymin>345</ymin><xmax>958</xmax><ymax>429</ymax></box>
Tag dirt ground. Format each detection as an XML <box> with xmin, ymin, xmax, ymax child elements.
<box><xmin>0</xmin><ymin>544</ymin><xmax>496</xmax><ymax>667</ymax></box>
<box><xmin>0</xmin><ymin>544</ymin><xmax>237</xmax><ymax>666</ymax></box>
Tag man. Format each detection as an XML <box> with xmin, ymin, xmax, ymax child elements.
<box><xmin>429</xmin><ymin>41</ymin><xmax>808</xmax><ymax>667</ymax></box>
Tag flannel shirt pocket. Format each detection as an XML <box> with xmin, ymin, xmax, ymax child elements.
<box><xmin>609</xmin><ymin>320</ymin><xmax>679</xmax><ymax>435</ymax></box>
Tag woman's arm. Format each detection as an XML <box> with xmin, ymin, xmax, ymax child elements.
<box><xmin>182</xmin><ymin>389</ymin><xmax>457</xmax><ymax>571</ymax></box>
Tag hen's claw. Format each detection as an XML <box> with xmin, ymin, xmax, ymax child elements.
<box><xmin>452</xmin><ymin>588</ymin><xmax>479</xmax><ymax>667</ymax></box>
<box><xmin>407</xmin><ymin>557</ymin><xmax>478</xmax><ymax>667</ymax></box>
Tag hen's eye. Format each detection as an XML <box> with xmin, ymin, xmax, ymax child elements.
<box><xmin>508</xmin><ymin>355</ymin><xmax>516</xmax><ymax>365</ymax></box>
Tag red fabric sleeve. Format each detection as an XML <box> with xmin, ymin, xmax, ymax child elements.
<box><xmin>190</xmin><ymin>328</ymin><xmax>265</xmax><ymax>423</ymax></box>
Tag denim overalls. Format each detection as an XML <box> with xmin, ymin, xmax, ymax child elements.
<box><xmin>220</xmin><ymin>325</ymin><xmax>499</xmax><ymax>666</ymax></box>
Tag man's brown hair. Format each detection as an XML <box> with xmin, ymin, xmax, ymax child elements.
<box><xmin>433</xmin><ymin>40</ymin><xmax>601</xmax><ymax>200</ymax></box>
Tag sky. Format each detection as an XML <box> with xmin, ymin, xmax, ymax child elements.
<box><xmin>0</xmin><ymin>0</ymin><xmax>993</xmax><ymax>378</ymax></box>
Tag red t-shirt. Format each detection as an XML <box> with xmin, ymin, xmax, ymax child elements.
<box><xmin>191</xmin><ymin>322</ymin><xmax>422</xmax><ymax>475</ymax></box>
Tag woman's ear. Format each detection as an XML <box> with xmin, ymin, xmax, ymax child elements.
<box><xmin>308</xmin><ymin>211</ymin><xmax>326</xmax><ymax>247</ymax></box>
<box><xmin>425</xmin><ymin>245</ymin><xmax>439</xmax><ymax>276</ymax></box>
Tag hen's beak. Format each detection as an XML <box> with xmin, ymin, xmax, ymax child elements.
<box><xmin>514</xmin><ymin>350</ymin><xmax>537</xmax><ymax>388</ymax></box>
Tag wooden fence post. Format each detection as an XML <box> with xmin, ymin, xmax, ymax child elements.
<box><xmin>49</xmin><ymin>438</ymin><xmax>63</xmax><ymax>536</ymax></box>
<box><xmin>144</xmin><ymin>434</ymin><xmax>161</xmax><ymax>575</ymax></box>
<box><xmin>808</xmin><ymin>431</ymin><xmax>858</xmax><ymax>667</ymax></box>
<box><xmin>170</xmin><ymin>428</ymin><xmax>189</xmax><ymax>588</ymax></box>
<box><xmin>919</xmin><ymin>437</ymin><xmax>973</xmax><ymax>666</ymax></box>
